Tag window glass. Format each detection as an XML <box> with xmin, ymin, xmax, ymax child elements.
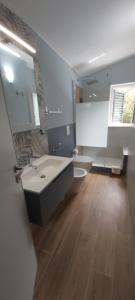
<box><xmin>110</xmin><ymin>84</ymin><xmax>135</xmax><ymax>125</ymax></box>
<box><xmin>32</xmin><ymin>93</ymin><xmax>40</xmax><ymax>126</ymax></box>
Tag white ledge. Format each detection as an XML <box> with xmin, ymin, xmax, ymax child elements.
<box><xmin>108</xmin><ymin>123</ymin><xmax>134</xmax><ymax>128</ymax></box>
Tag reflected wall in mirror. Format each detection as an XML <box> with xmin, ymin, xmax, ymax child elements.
<box><xmin>0</xmin><ymin>44</ymin><xmax>40</xmax><ymax>133</ymax></box>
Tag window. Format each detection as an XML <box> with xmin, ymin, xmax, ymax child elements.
<box><xmin>32</xmin><ymin>93</ymin><xmax>40</xmax><ymax>126</ymax></box>
<box><xmin>109</xmin><ymin>83</ymin><xmax>135</xmax><ymax>125</ymax></box>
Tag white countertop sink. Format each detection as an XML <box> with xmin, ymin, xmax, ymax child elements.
<box><xmin>21</xmin><ymin>155</ymin><xmax>73</xmax><ymax>193</ymax></box>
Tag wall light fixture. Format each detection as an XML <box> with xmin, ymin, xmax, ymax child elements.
<box><xmin>3</xmin><ymin>65</ymin><xmax>14</xmax><ymax>83</ymax></box>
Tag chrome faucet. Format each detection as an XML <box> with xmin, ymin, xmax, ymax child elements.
<box><xmin>18</xmin><ymin>147</ymin><xmax>38</xmax><ymax>168</ymax></box>
<box><xmin>29</xmin><ymin>158</ymin><xmax>38</xmax><ymax>169</ymax></box>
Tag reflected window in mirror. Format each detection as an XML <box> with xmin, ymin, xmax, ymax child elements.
<box><xmin>32</xmin><ymin>93</ymin><xmax>40</xmax><ymax>127</ymax></box>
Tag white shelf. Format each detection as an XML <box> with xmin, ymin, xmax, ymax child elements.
<box><xmin>92</xmin><ymin>157</ymin><xmax>122</xmax><ymax>169</ymax></box>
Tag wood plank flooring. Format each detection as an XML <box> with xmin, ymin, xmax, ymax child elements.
<box><xmin>32</xmin><ymin>173</ymin><xmax>135</xmax><ymax>300</ymax></box>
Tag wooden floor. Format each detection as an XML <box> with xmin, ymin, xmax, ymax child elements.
<box><xmin>32</xmin><ymin>173</ymin><xmax>135</xmax><ymax>300</ymax></box>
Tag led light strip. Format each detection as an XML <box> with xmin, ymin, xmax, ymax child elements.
<box><xmin>0</xmin><ymin>24</ymin><xmax>36</xmax><ymax>54</ymax></box>
<box><xmin>89</xmin><ymin>53</ymin><xmax>106</xmax><ymax>64</ymax></box>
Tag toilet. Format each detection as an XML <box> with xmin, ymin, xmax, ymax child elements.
<box><xmin>74</xmin><ymin>167</ymin><xmax>87</xmax><ymax>179</ymax></box>
<box><xmin>73</xmin><ymin>155</ymin><xmax>93</xmax><ymax>172</ymax></box>
<box><xmin>69</xmin><ymin>167</ymin><xmax>88</xmax><ymax>194</ymax></box>
<box><xmin>68</xmin><ymin>153</ymin><xmax>93</xmax><ymax>194</ymax></box>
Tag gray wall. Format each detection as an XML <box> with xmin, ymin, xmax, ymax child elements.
<box><xmin>80</xmin><ymin>56</ymin><xmax>135</xmax><ymax>158</ymax></box>
<box><xmin>37</xmin><ymin>36</ymin><xmax>76</xmax><ymax>130</ymax></box>
<box><xmin>36</xmin><ymin>36</ymin><xmax>76</xmax><ymax>155</ymax></box>
<box><xmin>48</xmin><ymin>124</ymin><xmax>75</xmax><ymax>157</ymax></box>
<box><xmin>81</xmin><ymin>55</ymin><xmax>135</xmax><ymax>87</ymax></box>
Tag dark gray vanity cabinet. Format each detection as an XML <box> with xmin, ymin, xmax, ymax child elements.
<box><xmin>25</xmin><ymin>163</ymin><xmax>73</xmax><ymax>225</ymax></box>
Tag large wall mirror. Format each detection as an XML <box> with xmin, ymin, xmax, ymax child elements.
<box><xmin>0</xmin><ymin>42</ymin><xmax>40</xmax><ymax>133</ymax></box>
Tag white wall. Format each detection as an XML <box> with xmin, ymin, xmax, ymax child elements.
<box><xmin>80</xmin><ymin>56</ymin><xmax>135</xmax><ymax>158</ymax></box>
<box><xmin>82</xmin><ymin>126</ymin><xmax>131</xmax><ymax>158</ymax></box>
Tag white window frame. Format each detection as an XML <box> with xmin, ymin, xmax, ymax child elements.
<box><xmin>109</xmin><ymin>83</ymin><xmax>135</xmax><ymax>128</ymax></box>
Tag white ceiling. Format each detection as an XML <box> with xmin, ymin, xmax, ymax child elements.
<box><xmin>2</xmin><ymin>0</ymin><xmax>135</xmax><ymax>77</ymax></box>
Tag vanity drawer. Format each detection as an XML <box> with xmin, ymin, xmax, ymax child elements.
<box><xmin>25</xmin><ymin>163</ymin><xmax>73</xmax><ymax>225</ymax></box>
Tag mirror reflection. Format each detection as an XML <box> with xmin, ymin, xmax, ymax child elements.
<box><xmin>0</xmin><ymin>43</ymin><xmax>40</xmax><ymax>133</ymax></box>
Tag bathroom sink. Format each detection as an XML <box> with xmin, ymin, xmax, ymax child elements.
<box><xmin>37</xmin><ymin>158</ymin><xmax>63</xmax><ymax>173</ymax></box>
<box><xmin>21</xmin><ymin>155</ymin><xmax>73</xmax><ymax>193</ymax></box>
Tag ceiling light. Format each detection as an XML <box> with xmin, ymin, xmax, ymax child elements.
<box><xmin>0</xmin><ymin>42</ymin><xmax>21</xmax><ymax>58</ymax></box>
<box><xmin>89</xmin><ymin>53</ymin><xmax>106</xmax><ymax>64</ymax></box>
<box><xmin>3</xmin><ymin>65</ymin><xmax>14</xmax><ymax>83</ymax></box>
<box><xmin>0</xmin><ymin>24</ymin><xmax>36</xmax><ymax>54</ymax></box>
<box><xmin>93</xmin><ymin>93</ymin><xmax>97</xmax><ymax>97</ymax></box>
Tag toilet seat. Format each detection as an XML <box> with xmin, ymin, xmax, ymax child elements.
<box><xmin>74</xmin><ymin>167</ymin><xmax>87</xmax><ymax>178</ymax></box>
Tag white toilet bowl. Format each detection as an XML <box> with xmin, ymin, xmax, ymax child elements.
<box><xmin>69</xmin><ymin>167</ymin><xmax>88</xmax><ymax>194</ymax></box>
<box><xmin>73</xmin><ymin>155</ymin><xmax>93</xmax><ymax>172</ymax></box>
<box><xmin>74</xmin><ymin>167</ymin><xmax>87</xmax><ymax>179</ymax></box>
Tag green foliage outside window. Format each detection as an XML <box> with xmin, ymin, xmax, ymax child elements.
<box><xmin>122</xmin><ymin>88</ymin><xmax>135</xmax><ymax>123</ymax></box>
<box><xmin>123</xmin><ymin>94</ymin><xmax>135</xmax><ymax>123</ymax></box>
